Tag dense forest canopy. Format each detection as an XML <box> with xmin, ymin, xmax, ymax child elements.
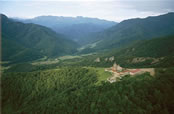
<box><xmin>2</xmin><ymin>68</ymin><xmax>174</xmax><ymax>113</ymax></box>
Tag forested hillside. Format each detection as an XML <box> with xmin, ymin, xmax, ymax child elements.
<box><xmin>1</xmin><ymin>14</ymin><xmax>78</xmax><ymax>63</ymax></box>
<box><xmin>17</xmin><ymin>16</ymin><xmax>117</xmax><ymax>44</ymax></box>
<box><xmin>90</xmin><ymin>12</ymin><xmax>174</xmax><ymax>50</ymax></box>
<box><xmin>112</xmin><ymin>35</ymin><xmax>174</xmax><ymax>58</ymax></box>
<box><xmin>5</xmin><ymin>35</ymin><xmax>174</xmax><ymax>72</ymax></box>
<box><xmin>103</xmin><ymin>35</ymin><xmax>174</xmax><ymax>68</ymax></box>
<box><xmin>2</xmin><ymin>67</ymin><xmax>174</xmax><ymax>113</ymax></box>
<box><xmin>66</xmin><ymin>35</ymin><xmax>174</xmax><ymax>68</ymax></box>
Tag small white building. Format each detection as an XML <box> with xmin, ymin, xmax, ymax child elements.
<box><xmin>112</xmin><ymin>62</ymin><xmax>123</xmax><ymax>72</ymax></box>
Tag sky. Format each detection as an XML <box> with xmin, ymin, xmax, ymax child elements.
<box><xmin>0</xmin><ymin>0</ymin><xmax>174</xmax><ymax>22</ymax></box>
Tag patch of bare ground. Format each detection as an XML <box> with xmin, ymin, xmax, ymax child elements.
<box><xmin>140</xmin><ymin>68</ymin><xmax>155</xmax><ymax>76</ymax></box>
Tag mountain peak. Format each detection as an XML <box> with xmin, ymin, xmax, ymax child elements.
<box><xmin>166</xmin><ymin>12</ymin><xmax>174</xmax><ymax>15</ymax></box>
<box><xmin>0</xmin><ymin>14</ymin><xmax>8</xmax><ymax>20</ymax></box>
<box><xmin>91</xmin><ymin>12</ymin><xmax>174</xmax><ymax>50</ymax></box>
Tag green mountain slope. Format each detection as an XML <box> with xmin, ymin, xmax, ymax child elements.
<box><xmin>17</xmin><ymin>16</ymin><xmax>117</xmax><ymax>44</ymax></box>
<box><xmin>113</xmin><ymin>35</ymin><xmax>174</xmax><ymax>58</ymax></box>
<box><xmin>103</xmin><ymin>35</ymin><xmax>174</xmax><ymax>67</ymax></box>
<box><xmin>71</xmin><ymin>35</ymin><xmax>174</xmax><ymax>68</ymax></box>
<box><xmin>91</xmin><ymin>12</ymin><xmax>174</xmax><ymax>50</ymax></box>
<box><xmin>1</xmin><ymin>14</ymin><xmax>78</xmax><ymax>63</ymax></box>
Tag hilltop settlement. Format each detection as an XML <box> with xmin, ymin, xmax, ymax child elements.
<box><xmin>105</xmin><ymin>62</ymin><xmax>155</xmax><ymax>83</ymax></box>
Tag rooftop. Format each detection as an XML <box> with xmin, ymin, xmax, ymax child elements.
<box><xmin>130</xmin><ymin>69</ymin><xmax>141</xmax><ymax>73</ymax></box>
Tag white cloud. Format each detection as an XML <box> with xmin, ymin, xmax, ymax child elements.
<box><xmin>1</xmin><ymin>0</ymin><xmax>174</xmax><ymax>22</ymax></box>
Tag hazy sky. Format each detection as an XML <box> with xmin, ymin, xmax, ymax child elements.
<box><xmin>1</xmin><ymin>0</ymin><xmax>174</xmax><ymax>22</ymax></box>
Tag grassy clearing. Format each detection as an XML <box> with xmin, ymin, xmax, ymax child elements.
<box><xmin>1</xmin><ymin>66</ymin><xmax>11</xmax><ymax>72</ymax></box>
<box><xmin>77</xmin><ymin>40</ymin><xmax>101</xmax><ymax>51</ymax></box>
<box><xmin>85</xmin><ymin>67</ymin><xmax>112</xmax><ymax>85</ymax></box>
<box><xmin>58</xmin><ymin>55</ymin><xmax>82</xmax><ymax>60</ymax></box>
<box><xmin>31</xmin><ymin>53</ymin><xmax>95</xmax><ymax>66</ymax></box>
<box><xmin>96</xmin><ymin>68</ymin><xmax>112</xmax><ymax>82</ymax></box>
<box><xmin>31</xmin><ymin>59</ymin><xmax>59</xmax><ymax>65</ymax></box>
<box><xmin>58</xmin><ymin>53</ymin><xmax>94</xmax><ymax>60</ymax></box>
<box><xmin>31</xmin><ymin>56</ymin><xmax>59</xmax><ymax>65</ymax></box>
<box><xmin>0</xmin><ymin>61</ymin><xmax>10</xmax><ymax>64</ymax></box>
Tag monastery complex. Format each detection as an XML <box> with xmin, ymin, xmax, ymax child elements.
<box><xmin>105</xmin><ymin>62</ymin><xmax>155</xmax><ymax>83</ymax></box>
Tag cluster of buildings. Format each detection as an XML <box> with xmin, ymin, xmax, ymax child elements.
<box><xmin>93</xmin><ymin>56</ymin><xmax>155</xmax><ymax>83</ymax></box>
<box><xmin>105</xmin><ymin>62</ymin><xmax>144</xmax><ymax>83</ymax></box>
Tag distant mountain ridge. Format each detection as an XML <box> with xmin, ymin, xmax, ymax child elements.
<box><xmin>15</xmin><ymin>16</ymin><xmax>117</xmax><ymax>44</ymax></box>
<box><xmin>1</xmin><ymin>14</ymin><xmax>78</xmax><ymax>63</ymax></box>
<box><xmin>90</xmin><ymin>12</ymin><xmax>174</xmax><ymax>50</ymax></box>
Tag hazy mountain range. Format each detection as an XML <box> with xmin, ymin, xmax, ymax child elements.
<box><xmin>88</xmin><ymin>12</ymin><xmax>174</xmax><ymax>50</ymax></box>
<box><xmin>2</xmin><ymin>12</ymin><xmax>174</xmax><ymax>63</ymax></box>
<box><xmin>16</xmin><ymin>16</ymin><xmax>117</xmax><ymax>44</ymax></box>
<box><xmin>2</xmin><ymin>14</ymin><xmax>78</xmax><ymax>63</ymax></box>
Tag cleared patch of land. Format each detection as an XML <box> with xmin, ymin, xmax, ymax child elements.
<box><xmin>0</xmin><ymin>61</ymin><xmax>10</xmax><ymax>64</ymax></box>
<box><xmin>1</xmin><ymin>66</ymin><xmax>11</xmax><ymax>72</ymax></box>
<box><xmin>77</xmin><ymin>41</ymin><xmax>101</xmax><ymax>51</ymax></box>
<box><xmin>58</xmin><ymin>55</ymin><xmax>82</xmax><ymax>60</ymax></box>
<box><xmin>85</xmin><ymin>67</ymin><xmax>112</xmax><ymax>85</ymax></box>
<box><xmin>32</xmin><ymin>59</ymin><xmax>59</xmax><ymax>65</ymax></box>
<box><xmin>139</xmin><ymin>68</ymin><xmax>155</xmax><ymax>76</ymax></box>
